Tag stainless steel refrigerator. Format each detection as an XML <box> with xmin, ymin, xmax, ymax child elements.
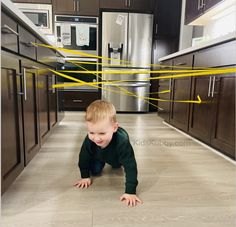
<box><xmin>101</xmin><ymin>12</ymin><xmax>153</xmax><ymax>112</ymax></box>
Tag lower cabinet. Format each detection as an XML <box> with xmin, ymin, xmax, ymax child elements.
<box><xmin>1</xmin><ymin>51</ymin><xmax>58</xmax><ymax>193</ymax></box>
<box><xmin>158</xmin><ymin>40</ymin><xmax>235</xmax><ymax>159</ymax></box>
<box><xmin>61</xmin><ymin>91</ymin><xmax>100</xmax><ymax>110</ymax></box>
<box><xmin>190</xmin><ymin>71</ymin><xmax>235</xmax><ymax>158</ymax></box>
<box><xmin>21</xmin><ymin>60</ymin><xmax>40</xmax><ymax>165</ymax></box>
<box><xmin>1</xmin><ymin>52</ymin><xmax>24</xmax><ymax>194</ymax></box>
<box><xmin>157</xmin><ymin>60</ymin><xmax>172</xmax><ymax>122</ymax></box>
<box><xmin>170</xmin><ymin>54</ymin><xmax>193</xmax><ymax>131</ymax></box>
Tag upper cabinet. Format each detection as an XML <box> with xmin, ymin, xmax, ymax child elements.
<box><xmin>100</xmin><ymin>0</ymin><xmax>154</xmax><ymax>12</ymax></box>
<box><xmin>52</xmin><ymin>0</ymin><xmax>99</xmax><ymax>16</ymax></box>
<box><xmin>185</xmin><ymin>0</ymin><xmax>223</xmax><ymax>24</ymax></box>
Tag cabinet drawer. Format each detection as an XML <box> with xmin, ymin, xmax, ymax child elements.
<box><xmin>62</xmin><ymin>91</ymin><xmax>100</xmax><ymax>110</ymax></box>
<box><xmin>173</xmin><ymin>54</ymin><xmax>193</xmax><ymax>68</ymax></box>
<box><xmin>37</xmin><ymin>40</ymin><xmax>56</xmax><ymax>67</ymax></box>
<box><xmin>1</xmin><ymin>12</ymin><xmax>18</xmax><ymax>53</ymax></box>
<box><xmin>195</xmin><ymin>41</ymin><xmax>236</xmax><ymax>67</ymax></box>
<box><xmin>19</xmin><ymin>26</ymin><xmax>36</xmax><ymax>60</ymax></box>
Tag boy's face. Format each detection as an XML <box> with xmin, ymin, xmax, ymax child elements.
<box><xmin>87</xmin><ymin>119</ymin><xmax>118</xmax><ymax>149</ymax></box>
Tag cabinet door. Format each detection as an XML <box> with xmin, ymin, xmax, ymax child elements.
<box><xmin>53</xmin><ymin>0</ymin><xmax>99</xmax><ymax>15</ymax></box>
<box><xmin>170</xmin><ymin>55</ymin><xmax>193</xmax><ymax>131</ymax></box>
<box><xmin>185</xmin><ymin>0</ymin><xmax>203</xmax><ymax>24</ymax></box>
<box><xmin>37</xmin><ymin>68</ymin><xmax>50</xmax><ymax>139</ymax></box>
<box><xmin>1</xmin><ymin>52</ymin><xmax>24</xmax><ymax>194</ymax></box>
<box><xmin>211</xmin><ymin>74</ymin><xmax>235</xmax><ymax>158</ymax></box>
<box><xmin>76</xmin><ymin>0</ymin><xmax>99</xmax><ymax>16</ymax></box>
<box><xmin>100</xmin><ymin>0</ymin><xmax>128</xmax><ymax>9</ymax></box>
<box><xmin>157</xmin><ymin>60</ymin><xmax>172</xmax><ymax>122</ymax></box>
<box><xmin>1</xmin><ymin>11</ymin><xmax>18</xmax><ymax>53</ymax></box>
<box><xmin>189</xmin><ymin>76</ymin><xmax>212</xmax><ymax>143</ymax></box>
<box><xmin>49</xmin><ymin>74</ymin><xmax>57</xmax><ymax>127</ymax></box>
<box><xmin>53</xmin><ymin>0</ymin><xmax>77</xmax><ymax>15</ymax></box>
<box><xmin>205</xmin><ymin>0</ymin><xmax>223</xmax><ymax>11</ymax></box>
<box><xmin>129</xmin><ymin>0</ymin><xmax>153</xmax><ymax>12</ymax></box>
<box><xmin>21</xmin><ymin>61</ymin><xmax>40</xmax><ymax>165</ymax></box>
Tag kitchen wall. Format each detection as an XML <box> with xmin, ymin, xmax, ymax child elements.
<box><xmin>203</xmin><ymin>4</ymin><xmax>236</xmax><ymax>39</ymax></box>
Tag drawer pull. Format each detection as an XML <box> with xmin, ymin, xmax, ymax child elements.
<box><xmin>208</xmin><ymin>76</ymin><xmax>212</xmax><ymax>97</ymax></box>
<box><xmin>20</xmin><ymin>41</ymin><xmax>35</xmax><ymax>47</ymax></box>
<box><xmin>1</xmin><ymin>24</ymin><xmax>19</xmax><ymax>36</ymax></box>
<box><xmin>175</xmin><ymin>62</ymin><xmax>187</xmax><ymax>66</ymax></box>
<box><xmin>73</xmin><ymin>99</ymin><xmax>83</xmax><ymax>103</ymax></box>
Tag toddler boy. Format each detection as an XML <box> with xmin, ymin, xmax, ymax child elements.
<box><xmin>74</xmin><ymin>100</ymin><xmax>142</xmax><ymax>207</ymax></box>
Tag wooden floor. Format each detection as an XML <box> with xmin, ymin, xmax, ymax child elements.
<box><xmin>2</xmin><ymin>112</ymin><xmax>236</xmax><ymax>227</ymax></box>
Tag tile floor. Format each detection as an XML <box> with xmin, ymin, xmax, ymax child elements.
<box><xmin>1</xmin><ymin>112</ymin><xmax>236</xmax><ymax>227</ymax></box>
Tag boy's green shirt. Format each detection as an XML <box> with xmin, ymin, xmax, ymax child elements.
<box><xmin>78</xmin><ymin>127</ymin><xmax>138</xmax><ymax>194</ymax></box>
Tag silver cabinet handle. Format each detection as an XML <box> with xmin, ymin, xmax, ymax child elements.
<box><xmin>23</xmin><ymin>68</ymin><xmax>27</xmax><ymax>101</ymax></box>
<box><xmin>77</xmin><ymin>0</ymin><xmax>80</xmax><ymax>11</ymax></box>
<box><xmin>52</xmin><ymin>74</ymin><xmax>56</xmax><ymax>93</ymax></box>
<box><xmin>201</xmin><ymin>0</ymin><xmax>205</xmax><ymax>9</ymax></box>
<box><xmin>2</xmin><ymin>24</ymin><xmax>19</xmax><ymax>36</ymax></box>
<box><xmin>155</xmin><ymin>24</ymin><xmax>158</xmax><ymax>34</ymax></box>
<box><xmin>208</xmin><ymin>76</ymin><xmax>212</xmax><ymax>97</ymax></box>
<box><xmin>211</xmin><ymin>76</ymin><xmax>216</xmax><ymax>97</ymax></box>
<box><xmin>73</xmin><ymin>0</ymin><xmax>76</xmax><ymax>11</ymax></box>
<box><xmin>175</xmin><ymin>62</ymin><xmax>187</xmax><ymax>66</ymax></box>
<box><xmin>198</xmin><ymin>0</ymin><xmax>201</xmax><ymax>10</ymax></box>
<box><xmin>129</xmin><ymin>0</ymin><xmax>131</xmax><ymax>7</ymax></box>
<box><xmin>104</xmin><ymin>82</ymin><xmax>149</xmax><ymax>87</ymax></box>
<box><xmin>168</xmin><ymin>79</ymin><xmax>172</xmax><ymax>90</ymax></box>
<box><xmin>31</xmin><ymin>66</ymin><xmax>39</xmax><ymax>69</ymax></box>
<box><xmin>73</xmin><ymin>99</ymin><xmax>82</xmax><ymax>102</ymax></box>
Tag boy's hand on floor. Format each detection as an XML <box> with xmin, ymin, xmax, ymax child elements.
<box><xmin>120</xmin><ymin>193</ymin><xmax>143</xmax><ymax>207</ymax></box>
<box><xmin>73</xmin><ymin>178</ymin><xmax>92</xmax><ymax>189</ymax></box>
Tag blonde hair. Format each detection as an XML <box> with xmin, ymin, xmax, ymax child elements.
<box><xmin>85</xmin><ymin>100</ymin><xmax>117</xmax><ymax>123</ymax></box>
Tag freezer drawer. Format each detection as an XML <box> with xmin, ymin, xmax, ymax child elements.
<box><xmin>102</xmin><ymin>82</ymin><xmax>150</xmax><ymax>112</ymax></box>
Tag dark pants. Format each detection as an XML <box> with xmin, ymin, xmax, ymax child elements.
<box><xmin>90</xmin><ymin>159</ymin><xmax>105</xmax><ymax>175</ymax></box>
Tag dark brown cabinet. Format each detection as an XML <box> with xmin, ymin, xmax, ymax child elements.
<box><xmin>1</xmin><ymin>52</ymin><xmax>24</xmax><ymax>194</ymax></box>
<box><xmin>185</xmin><ymin>0</ymin><xmax>223</xmax><ymax>24</ymax></box>
<box><xmin>204</xmin><ymin>0</ymin><xmax>223</xmax><ymax>11</ymax></box>
<box><xmin>170</xmin><ymin>54</ymin><xmax>193</xmax><ymax>131</ymax></box>
<box><xmin>21</xmin><ymin>60</ymin><xmax>40</xmax><ymax>165</ymax></box>
<box><xmin>1</xmin><ymin>7</ymin><xmax>58</xmax><ymax>193</ymax></box>
<box><xmin>61</xmin><ymin>91</ymin><xmax>100</xmax><ymax>110</ymax></box>
<box><xmin>1</xmin><ymin>12</ymin><xmax>18</xmax><ymax>53</ymax></box>
<box><xmin>100</xmin><ymin>0</ymin><xmax>154</xmax><ymax>12</ymax></box>
<box><xmin>37</xmin><ymin>67</ymin><xmax>50</xmax><ymax>140</ymax></box>
<box><xmin>49</xmin><ymin>74</ymin><xmax>57</xmax><ymax>128</ymax></box>
<box><xmin>52</xmin><ymin>0</ymin><xmax>99</xmax><ymax>16</ymax></box>
<box><xmin>19</xmin><ymin>25</ymin><xmax>37</xmax><ymax>60</ymax></box>
<box><xmin>158</xmin><ymin>40</ymin><xmax>235</xmax><ymax>159</ymax></box>
<box><xmin>190</xmin><ymin>41</ymin><xmax>236</xmax><ymax>158</ymax></box>
<box><xmin>157</xmin><ymin>60</ymin><xmax>172</xmax><ymax>122</ymax></box>
<box><xmin>211</xmin><ymin>73</ymin><xmax>235</xmax><ymax>157</ymax></box>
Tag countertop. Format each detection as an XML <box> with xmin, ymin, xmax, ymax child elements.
<box><xmin>159</xmin><ymin>32</ymin><xmax>236</xmax><ymax>61</ymax></box>
<box><xmin>1</xmin><ymin>0</ymin><xmax>64</xmax><ymax>58</ymax></box>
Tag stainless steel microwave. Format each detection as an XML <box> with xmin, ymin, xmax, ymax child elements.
<box><xmin>58</xmin><ymin>58</ymin><xmax>99</xmax><ymax>91</ymax></box>
<box><xmin>55</xmin><ymin>15</ymin><xmax>99</xmax><ymax>57</ymax></box>
<box><xmin>14</xmin><ymin>3</ymin><xmax>53</xmax><ymax>34</ymax></box>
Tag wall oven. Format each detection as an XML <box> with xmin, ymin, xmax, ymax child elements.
<box><xmin>55</xmin><ymin>15</ymin><xmax>98</xmax><ymax>57</ymax></box>
<box><xmin>57</xmin><ymin>58</ymin><xmax>99</xmax><ymax>91</ymax></box>
<box><xmin>14</xmin><ymin>3</ymin><xmax>53</xmax><ymax>34</ymax></box>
